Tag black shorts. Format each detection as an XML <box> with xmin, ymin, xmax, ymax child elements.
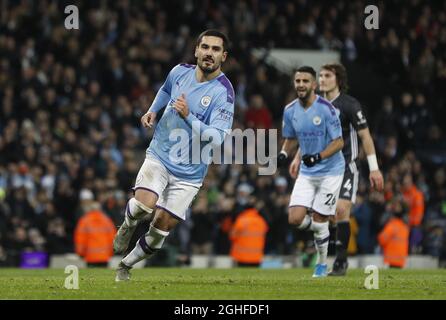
<box><xmin>339</xmin><ymin>161</ymin><xmax>359</xmax><ymax>203</ymax></box>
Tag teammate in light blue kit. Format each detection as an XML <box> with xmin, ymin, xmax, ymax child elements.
<box><xmin>278</xmin><ymin>66</ymin><xmax>345</xmax><ymax>277</ymax></box>
<box><xmin>114</xmin><ymin>30</ymin><xmax>234</xmax><ymax>281</ymax></box>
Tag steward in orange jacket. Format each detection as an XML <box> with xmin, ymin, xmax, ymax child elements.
<box><xmin>378</xmin><ymin>199</ymin><xmax>409</xmax><ymax>268</ymax></box>
<box><xmin>74</xmin><ymin>208</ymin><xmax>116</xmax><ymax>266</ymax></box>
<box><xmin>230</xmin><ymin>208</ymin><xmax>268</xmax><ymax>266</ymax></box>
<box><xmin>401</xmin><ymin>174</ymin><xmax>424</xmax><ymax>227</ymax></box>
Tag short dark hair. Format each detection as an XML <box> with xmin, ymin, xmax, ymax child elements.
<box><xmin>196</xmin><ymin>29</ymin><xmax>229</xmax><ymax>52</ymax></box>
<box><xmin>295</xmin><ymin>66</ymin><xmax>317</xmax><ymax>79</ymax></box>
<box><xmin>321</xmin><ymin>63</ymin><xmax>349</xmax><ymax>92</ymax></box>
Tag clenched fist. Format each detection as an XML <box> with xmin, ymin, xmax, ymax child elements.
<box><xmin>141</xmin><ymin>111</ymin><xmax>157</xmax><ymax>128</ymax></box>
<box><xmin>173</xmin><ymin>94</ymin><xmax>190</xmax><ymax>118</ymax></box>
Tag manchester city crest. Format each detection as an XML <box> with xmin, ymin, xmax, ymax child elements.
<box><xmin>200</xmin><ymin>96</ymin><xmax>211</xmax><ymax>107</ymax></box>
<box><xmin>313</xmin><ymin>116</ymin><xmax>322</xmax><ymax>126</ymax></box>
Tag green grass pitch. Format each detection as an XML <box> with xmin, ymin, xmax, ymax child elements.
<box><xmin>0</xmin><ymin>268</ymin><xmax>445</xmax><ymax>300</ymax></box>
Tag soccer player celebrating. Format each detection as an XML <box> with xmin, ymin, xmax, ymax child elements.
<box><xmin>290</xmin><ymin>63</ymin><xmax>384</xmax><ymax>276</ymax></box>
<box><xmin>278</xmin><ymin>66</ymin><xmax>345</xmax><ymax>278</ymax></box>
<box><xmin>113</xmin><ymin>30</ymin><xmax>234</xmax><ymax>281</ymax></box>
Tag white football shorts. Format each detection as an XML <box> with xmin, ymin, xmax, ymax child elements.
<box><xmin>289</xmin><ymin>174</ymin><xmax>343</xmax><ymax>216</ymax></box>
<box><xmin>132</xmin><ymin>153</ymin><xmax>201</xmax><ymax>221</ymax></box>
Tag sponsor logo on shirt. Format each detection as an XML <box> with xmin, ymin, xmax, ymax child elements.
<box><xmin>296</xmin><ymin>131</ymin><xmax>324</xmax><ymax>137</ymax></box>
<box><xmin>357</xmin><ymin>111</ymin><xmax>367</xmax><ymax>125</ymax></box>
<box><xmin>217</xmin><ymin>108</ymin><xmax>233</xmax><ymax>121</ymax></box>
<box><xmin>330</xmin><ymin>119</ymin><xmax>341</xmax><ymax>129</ymax></box>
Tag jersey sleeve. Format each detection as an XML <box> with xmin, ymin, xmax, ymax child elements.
<box><xmin>210</xmin><ymin>100</ymin><xmax>234</xmax><ymax>132</ymax></box>
<box><xmin>326</xmin><ymin>106</ymin><xmax>343</xmax><ymax>141</ymax></box>
<box><xmin>282</xmin><ymin>108</ymin><xmax>296</xmax><ymax>139</ymax></box>
<box><xmin>346</xmin><ymin>98</ymin><xmax>368</xmax><ymax>131</ymax></box>
<box><xmin>207</xmin><ymin>95</ymin><xmax>234</xmax><ymax>140</ymax></box>
<box><xmin>148</xmin><ymin>65</ymin><xmax>181</xmax><ymax>113</ymax></box>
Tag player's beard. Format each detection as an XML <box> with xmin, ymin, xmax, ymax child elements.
<box><xmin>198</xmin><ymin>58</ymin><xmax>220</xmax><ymax>74</ymax></box>
<box><xmin>297</xmin><ymin>88</ymin><xmax>312</xmax><ymax>104</ymax></box>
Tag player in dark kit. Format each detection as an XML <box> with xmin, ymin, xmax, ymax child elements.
<box><xmin>319</xmin><ymin>63</ymin><xmax>384</xmax><ymax>275</ymax></box>
<box><xmin>289</xmin><ymin>63</ymin><xmax>384</xmax><ymax>276</ymax></box>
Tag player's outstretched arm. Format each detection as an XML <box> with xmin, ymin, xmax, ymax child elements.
<box><xmin>357</xmin><ymin>128</ymin><xmax>384</xmax><ymax>191</ymax></box>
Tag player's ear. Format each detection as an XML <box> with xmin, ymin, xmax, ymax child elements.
<box><xmin>194</xmin><ymin>46</ymin><xmax>198</xmax><ymax>59</ymax></box>
<box><xmin>221</xmin><ymin>51</ymin><xmax>227</xmax><ymax>63</ymax></box>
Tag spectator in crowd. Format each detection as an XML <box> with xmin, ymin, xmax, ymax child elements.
<box><xmin>173</xmin><ymin>208</ymin><xmax>194</xmax><ymax>266</ymax></box>
<box><xmin>372</xmin><ymin>96</ymin><xmax>399</xmax><ymax>151</ymax></box>
<box><xmin>0</xmin><ymin>244</ymin><xmax>13</xmax><ymax>267</ymax></box>
<box><xmin>28</xmin><ymin>228</ymin><xmax>46</xmax><ymax>252</ymax></box>
<box><xmin>424</xmin><ymin>225</ymin><xmax>444</xmax><ymax>258</ymax></box>
<box><xmin>74</xmin><ymin>189</ymin><xmax>116</xmax><ymax>267</ymax></box>
<box><xmin>244</xmin><ymin>94</ymin><xmax>273</xmax><ymax>129</ymax></box>
<box><xmin>266</xmin><ymin>176</ymin><xmax>291</xmax><ymax>254</ymax></box>
<box><xmin>0</xmin><ymin>188</ymin><xmax>10</xmax><ymax>236</ymax></box>
<box><xmin>46</xmin><ymin>217</ymin><xmax>73</xmax><ymax>255</ymax></box>
<box><xmin>230</xmin><ymin>206</ymin><xmax>268</xmax><ymax>267</ymax></box>
<box><xmin>190</xmin><ymin>192</ymin><xmax>214</xmax><ymax>256</ymax></box>
<box><xmin>214</xmin><ymin>189</ymin><xmax>236</xmax><ymax>255</ymax></box>
<box><xmin>401</xmin><ymin>173</ymin><xmax>425</xmax><ymax>253</ymax></box>
<box><xmin>430</xmin><ymin>169</ymin><xmax>446</xmax><ymax>207</ymax></box>
<box><xmin>234</xmin><ymin>183</ymin><xmax>255</xmax><ymax>217</ymax></box>
<box><xmin>378</xmin><ymin>195</ymin><xmax>410</xmax><ymax>268</ymax></box>
<box><xmin>5</xmin><ymin>226</ymin><xmax>33</xmax><ymax>266</ymax></box>
<box><xmin>347</xmin><ymin>214</ymin><xmax>359</xmax><ymax>256</ymax></box>
<box><xmin>103</xmin><ymin>190</ymin><xmax>127</xmax><ymax>227</ymax></box>
<box><xmin>353</xmin><ymin>193</ymin><xmax>374</xmax><ymax>254</ymax></box>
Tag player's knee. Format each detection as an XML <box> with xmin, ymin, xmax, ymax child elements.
<box><xmin>313</xmin><ymin>212</ymin><xmax>329</xmax><ymax>223</ymax></box>
<box><xmin>129</xmin><ymin>198</ymin><xmax>154</xmax><ymax>220</ymax></box>
<box><xmin>288</xmin><ymin>208</ymin><xmax>306</xmax><ymax>226</ymax></box>
<box><xmin>288</xmin><ymin>215</ymin><xmax>300</xmax><ymax>225</ymax></box>
<box><xmin>328</xmin><ymin>215</ymin><xmax>337</xmax><ymax>226</ymax></box>
<box><xmin>336</xmin><ymin>202</ymin><xmax>351</xmax><ymax>222</ymax></box>
<box><xmin>134</xmin><ymin>189</ymin><xmax>158</xmax><ymax>209</ymax></box>
<box><xmin>152</xmin><ymin>210</ymin><xmax>180</xmax><ymax>232</ymax></box>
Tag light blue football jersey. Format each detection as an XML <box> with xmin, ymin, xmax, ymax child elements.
<box><xmin>147</xmin><ymin>64</ymin><xmax>235</xmax><ymax>183</ymax></box>
<box><xmin>282</xmin><ymin>95</ymin><xmax>345</xmax><ymax>176</ymax></box>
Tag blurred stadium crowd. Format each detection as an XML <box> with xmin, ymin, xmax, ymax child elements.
<box><xmin>0</xmin><ymin>0</ymin><xmax>446</xmax><ymax>267</ymax></box>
